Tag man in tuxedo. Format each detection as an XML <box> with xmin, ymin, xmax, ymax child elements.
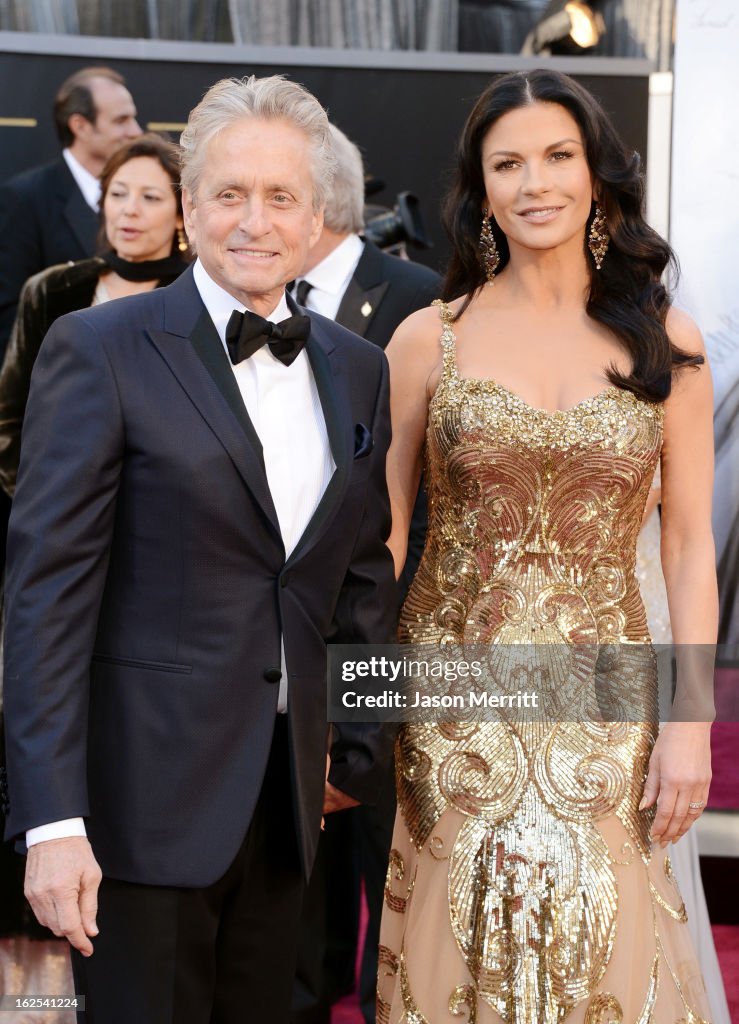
<box><xmin>2</xmin><ymin>75</ymin><xmax>396</xmax><ymax>1024</ymax></box>
<box><xmin>291</xmin><ymin>125</ymin><xmax>440</xmax><ymax>1024</ymax></box>
<box><xmin>292</xmin><ymin>125</ymin><xmax>440</xmax><ymax>351</ymax></box>
<box><xmin>0</xmin><ymin>65</ymin><xmax>141</xmax><ymax>358</ymax></box>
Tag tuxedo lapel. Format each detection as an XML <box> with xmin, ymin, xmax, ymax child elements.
<box><xmin>335</xmin><ymin>278</ymin><xmax>389</xmax><ymax>338</ymax></box>
<box><xmin>146</xmin><ymin>273</ymin><xmax>282</xmax><ymax>541</ymax></box>
<box><xmin>284</xmin><ymin>322</ymin><xmax>353</xmax><ymax>568</ymax></box>
<box><xmin>56</xmin><ymin>162</ymin><xmax>98</xmax><ymax>254</ymax></box>
<box><xmin>335</xmin><ymin>240</ymin><xmax>390</xmax><ymax>337</ymax></box>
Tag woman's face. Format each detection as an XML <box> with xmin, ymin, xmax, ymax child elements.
<box><xmin>103</xmin><ymin>156</ymin><xmax>182</xmax><ymax>262</ymax></box>
<box><xmin>480</xmin><ymin>101</ymin><xmax>596</xmax><ymax>257</ymax></box>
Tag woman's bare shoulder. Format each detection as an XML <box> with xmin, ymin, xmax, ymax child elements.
<box><xmin>386</xmin><ymin>301</ymin><xmax>449</xmax><ymax>363</ymax></box>
<box><xmin>665</xmin><ymin>305</ymin><xmax>707</xmax><ymax>357</ymax></box>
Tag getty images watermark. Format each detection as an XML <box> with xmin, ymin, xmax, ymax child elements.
<box><xmin>327</xmin><ymin>644</ymin><xmax>731</xmax><ymax>723</ymax></box>
<box><xmin>339</xmin><ymin>654</ymin><xmax>538</xmax><ymax>711</ymax></box>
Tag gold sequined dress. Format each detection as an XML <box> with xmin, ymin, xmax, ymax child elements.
<box><xmin>377</xmin><ymin>302</ymin><xmax>711</xmax><ymax>1024</ymax></box>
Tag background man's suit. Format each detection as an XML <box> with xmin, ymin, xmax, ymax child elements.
<box><xmin>0</xmin><ymin>158</ymin><xmax>99</xmax><ymax>359</ymax></box>
<box><xmin>292</xmin><ymin>237</ymin><xmax>440</xmax><ymax>1024</ymax></box>
<box><xmin>332</xmin><ymin>238</ymin><xmax>439</xmax><ymax>350</ymax></box>
<box><xmin>3</xmin><ymin>266</ymin><xmax>397</xmax><ymax>1020</ymax></box>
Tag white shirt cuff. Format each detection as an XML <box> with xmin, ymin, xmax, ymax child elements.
<box><xmin>26</xmin><ymin>818</ymin><xmax>87</xmax><ymax>847</ymax></box>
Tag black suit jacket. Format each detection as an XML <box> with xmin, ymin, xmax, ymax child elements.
<box><xmin>334</xmin><ymin>239</ymin><xmax>440</xmax><ymax>350</ymax></box>
<box><xmin>0</xmin><ymin>158</ymin><xmax>99</xmax><ymax>359</ymax></box>
<box><xmin>3</xmin><ymin>267</ymin><xmax>397</xmax><ymax>887</ymax></box>
<box><xmin>329</xmin><ymin>239</ymin><xmax>440</xmax><ymax>602</ymax></box>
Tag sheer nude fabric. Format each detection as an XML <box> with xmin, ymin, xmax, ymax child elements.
<box><xmin>378</xmin><ymin>303</ymin><xmax>712</xmax><ymax>1023</ymax></box>
<box><xmin>637</xmin><ymin>497</ymin><xmax>730</xmax><ymax>1024</ymax></box>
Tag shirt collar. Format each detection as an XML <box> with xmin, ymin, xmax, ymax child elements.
<box><xmin>192</xmin><ymin>259</ymin><xmax>291</xmax><ymax>347</ymax></box>
<box><xmin>300</xmin><ymin>233</ymin><xmax>363</xmax><ymax>297</ymax></box>
<box><xmin>62</xmin><ymin>148</ymin><xmax>102</xmax><ymax>212</ymax></box>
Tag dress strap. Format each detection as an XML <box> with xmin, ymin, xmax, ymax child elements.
<box><xmin>431</xmin><ymin>299</ymin><xmax>458</xmax><ymax>379</ymax></box>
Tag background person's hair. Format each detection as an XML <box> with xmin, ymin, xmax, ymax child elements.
<box><xmin>180</xmin><ymin>75</ymin><xmax>336</xmax><ymax>211</ymax></box>
<box><xmin>324</xmin><ymin>125</ymin><xmax>365</xmax><ymax>234</ymax></box>
<box><xmin>442</xmin><ymin>68</ymin><xmax>701</xmax><ymax>402</ymax></box>
<box><xmin>54</xmin><ymin>66</ymin><xmax>126</xmax><ymax>148</ymax></box>
<box><xmin>98</xmin><ymin>132</ymin><xmax>185</xmax><ymax>256</ymax></box>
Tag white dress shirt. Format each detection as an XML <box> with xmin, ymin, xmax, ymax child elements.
<box><xmin>293</xmin><ymin>233</ymin><xmax>364</xmax><ymax>320</ymax></box>
<box><xmin>62</xmin><ymin>149</ymin><xmax>101</xmax><ymax>212</ymax></box>
<box><xmin>26</xmin><ymin>259</ymin><xmax>334</xmax><ymax>848</ymax></box>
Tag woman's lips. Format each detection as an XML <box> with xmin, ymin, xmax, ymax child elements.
<box><xmin>517</xmin><ymin>206</ymin><xmax>564</xmax><ymax>223</ymax></box>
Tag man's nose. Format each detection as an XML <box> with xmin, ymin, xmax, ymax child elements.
<box><xmin>127</xmin><ymin>119</ymin><xmax>143</xmax><ymax>139</ymax></box>
<box><xmin>239</xmin><ymin>199</ymin><xmax>271</xmax><ymax>235</ymax></box>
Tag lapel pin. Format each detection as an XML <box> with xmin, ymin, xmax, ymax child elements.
<box><xmin>361</xmin><ymin>301</ymin><xmax>372</xmax><ymax>318</ymax></box>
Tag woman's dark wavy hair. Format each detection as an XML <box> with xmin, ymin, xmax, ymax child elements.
<box><xmin>98</xmin><ymin>132</ymin><xmax>186</xmax><ymax>257</ymax></box>
<box><xmin>442</xmin><ymin>69</ymin><xmax>701</xmax><ymax>402</ymax></box>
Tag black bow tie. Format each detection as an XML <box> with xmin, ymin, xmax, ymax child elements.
<box><xmin>225</xmin><ymin>309</ymin><xmax>311</xmax><ymax>367</ymax></box>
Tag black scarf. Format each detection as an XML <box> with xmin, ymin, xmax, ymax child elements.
<box><xmin>101</xmin><ymin>250</ymin><xmax>189</xmax><ymax>284</ymax></box>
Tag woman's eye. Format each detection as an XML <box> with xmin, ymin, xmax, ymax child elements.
<box><xmin>551</xmin><ymin>150</ymin><xmax>574</xmax><ymax>161</ymax></box>
<box><xmin>494</xmin><ymin>160</ymin><xmax>518</xmax><ymax>172</ymax></box>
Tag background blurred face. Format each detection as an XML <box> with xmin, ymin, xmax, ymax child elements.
<box><xmin>480</xmin><ymin>101</ymin><xmax>596</xmax><ymax>257</ymax></box>
<box><xmin>103</xmin><ymin>156</ymin><xmax>181</xmax><ymax>262</ymax></box>
<box><xmin>75</xmin><ymin>77</ymin><xmax>141</xmax><ymax>164</ymax></box>
<box><xmin>182</xmin><ymin>116</ymin><xmax>323</xmax><ymax>316</ymax></box>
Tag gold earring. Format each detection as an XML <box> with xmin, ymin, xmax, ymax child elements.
<box><xmin>479</xmin><ymin>212</ymin><xmax>500</xmax><ymax>284</ymax></box>
<box><xmin>177</xmin><ymin>227</ymin><xmax>188</xmax><ymax>253</ymax></box>
<box><xmin>588</xmin><ymin>204</ymin><xmax>609</xmax><ymax>270</ymax></box>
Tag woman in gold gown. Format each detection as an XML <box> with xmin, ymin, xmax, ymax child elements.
<box><xmin>378</xmin><ymin>70</ymin><xmax>716</xmax><ymax>1023</ymax></box>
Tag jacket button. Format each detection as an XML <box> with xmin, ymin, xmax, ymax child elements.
<box><xmin>280</xmin><ymin>572</ymin><xmax>291</xmax><ymax>588</ymax></box>
<box><xmin>263</xmin><ymin>668</ymin><xmax>282</xmax><ymax>683</ymax></box>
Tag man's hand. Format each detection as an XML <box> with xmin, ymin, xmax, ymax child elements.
<box><xmin>322</xmin><ymin>781</ymin><xmax>360</xmax><ymax>814</ymax></box>
<box><xmin>24</xmin><ymin>837</ymin><xmax>102</xmax><ymax>956</ymax></box>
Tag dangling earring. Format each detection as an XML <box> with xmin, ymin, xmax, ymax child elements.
<box><xmin>588</xmin><ymin>204</ymin><xmax>609</xmax><ymax>270</ymax></box>
<box><xmin>177</xmin><ymin>227</ymin><xmax>188</xmax><ymax>253</ymax></box>
<box><xmin>479</xmin><ymin>211</ymin><xmax>500</xmax><ymax>284</ymax></box>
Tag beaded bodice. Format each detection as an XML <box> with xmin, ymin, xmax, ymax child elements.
<box><xmin>400</xmin><ymin>301</ymin><xmax>664</xmax><ymax>648</ymax></box>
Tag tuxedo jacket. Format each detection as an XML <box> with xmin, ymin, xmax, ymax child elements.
<box><xmin>332</xmin><ymin>239</ymin><xmax>440</xmax><ymax>603</ymax></box>
<box><xmin>0</xmin><ymin>158</ymin><xmax>99</xmax><ymax>359</ymax></box>
<box><xmin>334</xmin><ymin>239</ymin><xmax>440</xmax><ymax>350</ymax></box>
<box><xmin>2</xmin><ymin>267</ymin><xmax>397</xmax><ymax>887</ymax></box>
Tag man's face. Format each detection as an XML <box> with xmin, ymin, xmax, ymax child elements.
<box><xmin>182</xmin><ymin>117</ymin><xmax>324</xmax><ymax>317</ymax></box>
<box><xmin>74</xmin><ymin>77</ymin><xmax>141</xmax><ymax>165</ymax></box>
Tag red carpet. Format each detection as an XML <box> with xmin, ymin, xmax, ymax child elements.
<box><xmin>710</xmin><ymin>669</ymin><xmax>739</xmax><ymax>810</ymax></box>
<box><xmin>713</xmin><ymin>925</ymin><xmax>739</xmax><ymax>1022</ymax></box>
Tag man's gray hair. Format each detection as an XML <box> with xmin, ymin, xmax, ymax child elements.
<box><xmin>180</xmin><ymin>75</ymin><xmax>336</xmax><ymax>210</ymax></box>
<box><xmin>324</xmin><ymin>125</ymin><xmax>365</xmax><ymax>235</ymax></box>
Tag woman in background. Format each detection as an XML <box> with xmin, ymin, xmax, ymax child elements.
<box><xmin>0</xmin><ymin>131</ymin><xmax>189</xmax><ymax>496</ymax></box>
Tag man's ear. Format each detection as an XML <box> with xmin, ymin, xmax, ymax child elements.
<box><xmin>181</xmin><ymin>188</ymin><xmax>195</xmax><ymax>239</ymax></box>
<box><xmin>68</xmin><ymin>113</ymin><xmax>93</xmax><ymax>144</ymax></box>
<box><xmin>308</xmin><ymin>205</ymin><xmax>324</xmax><ymax>249</ymax></box>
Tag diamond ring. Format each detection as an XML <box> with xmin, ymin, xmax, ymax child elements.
<box><xmin>688</xmin><ymin>801</ymin><xmax>705</xmax><ymax>810</ymax></box>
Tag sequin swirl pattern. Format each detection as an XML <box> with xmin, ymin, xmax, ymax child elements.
<box><xmin>379</xmin><ymin>302</ymin><xmax>710</xmax><ymax>1024</ymax></box>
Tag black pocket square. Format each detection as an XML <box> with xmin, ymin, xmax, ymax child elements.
<box><xmin>354</xmin><ymin>422</ymin><xmax>374</xmax><ymax>459</ymax></box>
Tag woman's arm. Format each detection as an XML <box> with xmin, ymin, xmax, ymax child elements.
<box><xmin>0</xmin><ymin>271</ymin><xmax>50</xmax><ymax>497</ymax></box>
<box><xmin>641</xmin><ymin>307</ymin><xmax>717</xmax><ymax>845</ymax></box>
<box><xmin>384</xmin><ymin>305</ymin><xmax>444</xmax><ymax>578</ymax></box>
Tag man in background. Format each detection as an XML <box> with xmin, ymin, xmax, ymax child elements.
<box><xmin>0</xmin><ymin>65</ymin><xmax>141</xmax><ymax>358</ymax></box>
<box><xmin>291</xmin><ymin>124</ymin><xmax>440</xmax><ymax>351</ymax></box>
<box><xmin>291</xmin><ymin>124</ymin><xmax>440</xmax><ymax>1024</ymax></box>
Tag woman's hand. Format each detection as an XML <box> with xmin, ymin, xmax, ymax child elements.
<box><xmin>640</xmin><ymin>721</ymin><xmax>712</xmax><ymax>845</ymax></box>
